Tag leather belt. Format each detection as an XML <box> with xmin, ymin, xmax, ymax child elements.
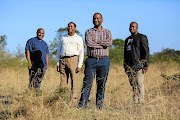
<box><xmin>88</xmin><ymin>56</ymin><xmax>108</xmax><ymax>60</ymax></box>
<box><xmin>63</xmin><ymin>55</ymin><xmax>77</xmax><ymax>58</ymax></box>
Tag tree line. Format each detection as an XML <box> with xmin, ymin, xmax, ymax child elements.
<box><xmin>0</xmin><ymin>28</ymin><xmax>179</xmax><ymax>68</ymax></box>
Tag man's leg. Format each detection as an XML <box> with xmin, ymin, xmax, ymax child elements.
<box><xmin>69</xmin><ymin>56</ymin><xmax>78</xmax><ymax>103</ymax></box>
<box><xmin>36</xmin><ymin>66</ymin><xmax>47</xmax><ymax>89</ymax></box>
<box><xmin>78</xmin><ymin>58</ymin><xmax>96</xmax><ymax>109</ymax></box>
<box><xmin>29</xmin><ymin>66</ymin><xmax>39</xmax><ymax>89</ymax></box>
<box><xmin>136</xmin><ymin>69</ymin><xmax>145</xmax><ymax>104</ymax></box>
<box><xmin>96</xmin><ymin>58</ymin><xmax>110</xmax><ymax>109</ymax></box>
<box><xmin>132</xmin><ymin>86</ymin><xmax>139</xmax><ymax>104</ymax></box>
<box><xmin>28</xmin><ymin>68</ymin><xmax>34</xmax><ymax>89</ymax></box>
<box><xmin>60</xmin><ymin>58</ymin><xmax>69</xmax><ymax>88</ymax></box>
<box><xmin>127</xmin><ymin>69</ymin><xmax>139</xmax><ymax>104</ymax></box>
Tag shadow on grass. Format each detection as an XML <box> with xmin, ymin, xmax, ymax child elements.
<box><xmin>0</xmin><ymin>107</ymin><xmax>26</xmax><ymax>119</ymax></box>
<box><xmin>44</xmin><ymin>88</ymin><xmax>70</xmax><ymax>106</ymax></box>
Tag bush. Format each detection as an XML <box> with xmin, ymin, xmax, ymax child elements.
<box><xmin>150</xmin><ymin>48</ymin><xmax>180</xmax><ymax>65</ymax></box>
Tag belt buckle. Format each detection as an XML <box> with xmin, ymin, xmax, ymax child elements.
<box><xmin>96</xmin><ymin>57</ymin><xmax>100</xmax><ymax>60</ymax></box>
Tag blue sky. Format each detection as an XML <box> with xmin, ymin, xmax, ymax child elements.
<box><xmin>0</xmin><ymin>0</ymin><xmax>180</xmax><ymax>54</ymax></box>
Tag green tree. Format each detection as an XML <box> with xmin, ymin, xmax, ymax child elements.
<box><xmin>0</xmin><ymin>35</ymin><xmax>7</xmax><ymax>61</ymax></box>
<box><xmin>109</xmin><ymin>39</ymin><xmax>125</xmax><ymax>64</ymax></box>
<box><xmin>111</xmin><ymin>38</ymin><xmax>124</xmax><ymax>48</ymax></box>
<box><xmin>14</xmin><ymin>44</ymin><xmax>25</xmax><ymax>59</ymax></box>
<box><xmin>49</xmin><ymin>27</ymin><xmax>82</xmax><ymax>58</ymax></box>
<box><xmin>0</xmin><ymin>35</ymin><xmax>7</xmax><ymax>50</ymax></box>
<box><xmin>150</xmin><ymin>48</ymin><xmax>180</xmax><ymax>64</ymax></box>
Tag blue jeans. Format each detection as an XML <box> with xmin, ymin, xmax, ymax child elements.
<box><xmin>28</xmin><ymin>66</ymin><xmax>47</xmax><ymax>91</ymax></box>
<box><xmin>78</xmin><ymin>57</ymin><xmax>110</xmax><ymax>109</ymax></box>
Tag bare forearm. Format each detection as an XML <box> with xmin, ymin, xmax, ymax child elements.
<box><xmin>25</xmin><ymin>50</ymin><xmax>32</xmax><ymax>68</ymax></box>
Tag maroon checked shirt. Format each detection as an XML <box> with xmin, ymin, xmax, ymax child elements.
<box><xmin>85</xmin><ymin>27</ymin><xmax>112</xmax><ymax>57</ymax></box>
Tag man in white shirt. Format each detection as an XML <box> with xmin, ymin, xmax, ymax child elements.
<box><xmin>56</xmin><ymin>22</ymin><xmax>84</xmax><ymax>104</ymax></box>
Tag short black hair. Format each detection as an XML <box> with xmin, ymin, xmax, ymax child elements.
<box><xmin>130</xmin><ymin>22</ymin><xmax>138</xmax><ymax>28</ymax></box>
<box><xmin>93</xmin><ymin>13</ymin><xmax>103</xmax><ymax>18</ymax></box>
<box><xmin>37</xmin><ymin>28</ymin><xmax>44</xmax><ymax>33</ymax></box>
<box><xmin>68</xmin><ymin>22</ymin><xmax>76</xmax><ymax>27</ymax></box>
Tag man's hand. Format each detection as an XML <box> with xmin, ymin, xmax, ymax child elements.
<box><xmin>57</xmin><ymin>66</ymin><xmax>60</xmax><ymax>72</ymax></box>
<box><xmin>142</xmin><ymin>67</ymin><xmax>148</xmax><ymax>74</ymax></box>
<box><xmin>76</xmin><ymin>67</ymin><xmax>81</xmax><ymax>73</ymax></box>
<box><xmin>28</xmin><ymin>62</ymin><xmax>32</xmax><ymax>69</ymax></box>
<box><xmin>28</xmin><ymin>65</ymin><xmax>32</xmax><ymax>69</ymax></box>
<box><xmin>98</xmin><ymin>42</ymin><xmax>107</xmax><ymax>49</ymax></box>
<box><xmin>102</xmin><ymin>45</ymin><xmax>107</xmax><ymax>49</ymax></box>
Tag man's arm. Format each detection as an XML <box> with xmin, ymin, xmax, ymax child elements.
<box><xmin>56</xmin><ymin>37</ymin><xmax>63</xmax><ymax>72</ymax></box>
<box><xmin>123</xmin><ymin>39</ymin><xmax>128</xmax><ymax>70</ymax></box>
<box><xmin>25</xmin><ymin>50</ymin><xmax>32</xmax><ymax>69</ymax></box>
<box><xmin>99</xmin><ymin>30</ymin><xmax>112</xmax><ymax>47</ymax></box>
<box><xmin>85</xmin><ymin>29</ymin><xmax>103</xmax><ymax>48</ymax></box>
<box><xmin>76</xmin><ymin>37</ymin><xmax>84</xmax><ymax>73</ymax></box>
<box><xmin>141</xmin><ymin>35</ymin><xmax>149</xmax><ymax>73</ymax></box>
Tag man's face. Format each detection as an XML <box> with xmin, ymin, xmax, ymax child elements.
<box><xmin>37</xmin><ymin>29</ymin><xmax>44</xmax><ymax>40</ymax></box>
<box><xmin>129</xmin><ymin>22</ymin><xmax>138</xmax><ymax>35</ymax></box>
<box><xmin>93</xmin><ymin>14</ymin><xmax>103</xmax><ymax>27</ymax></box>
<box><xmin>68</xmin><ymin>23</ymin><xmax>76</xmax><ymax>34</ymax></box>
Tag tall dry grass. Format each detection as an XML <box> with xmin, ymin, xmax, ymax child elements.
<box><xmin>0</xmin><ymin>62</ymin><xmax>180</xmax><ymax>120</ymax></box>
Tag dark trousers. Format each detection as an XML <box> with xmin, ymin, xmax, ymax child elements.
<box><xmin>28</xmin><ymin>66</ymin><xmax>47</xmax><ymax>91</ymax></box>
<box><xmin>78</xmin><ymin>57</ymin><xmax>110</xmax><ymax>109</ymax></box>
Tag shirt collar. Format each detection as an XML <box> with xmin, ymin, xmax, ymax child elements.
<box><xmin>92</xmin><ymin>26</ymin><xmax>104</xmax><ymax>31</ymax></box>
<box><xmin>67</xmin><ymin>33</ymin><xmax>78</xmax><ymax>37</ymax></box>
<box><xmin>130</xmin><ymin>32</ymin><xmax>139</xmax><ymax>38</ymax></box>
<box><xmin>35</xmin><ymin>37</ymin><xmax>43</xmax><ymax>41</ymax></box>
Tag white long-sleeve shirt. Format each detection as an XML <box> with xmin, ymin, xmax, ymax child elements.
<box><xmin>56</xmin><ymin>33</ymin><xmax>84</xmax><ymax>68</ymax></box>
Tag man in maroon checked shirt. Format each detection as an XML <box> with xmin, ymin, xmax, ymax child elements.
<box><xmin>78</xmin><ymin>13</ymin><xmax>112</xmax><ymax>109</ymax></box>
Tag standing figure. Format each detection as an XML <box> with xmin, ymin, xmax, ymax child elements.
<box><xmin>25</xmin><ymin>28</ymin><xmax>49</xmax><ymax>91</ymax></box>
<box><xmin>56</xmin><ymin>22</ymin><xmax>84</xmax><ymax>104</ymax></box>
<box><xmin>78</xmin><ymin>13</ymin><xmax>112</xmax><ymax>109</ymax></box>
<box><xmin>124</xmin><ymin>22</ymin><xmax>149</xmax><ymax>104</ymax></box>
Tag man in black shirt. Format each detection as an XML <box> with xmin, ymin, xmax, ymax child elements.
<box><xmin>124</xmin><ymin>22</ymin><xmax>149</xmax><ymax>104</ymax></box>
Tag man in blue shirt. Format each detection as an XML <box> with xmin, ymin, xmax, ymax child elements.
<box><xmin>25</xmin><ymin>28</ymin><xmax>49</xmax><ymax>91</ymax></box>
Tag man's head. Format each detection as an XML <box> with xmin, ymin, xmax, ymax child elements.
<box><xmin>68</xmin><ymin>22</ymin><xmax>76</xmax><ymax>36</ymax></box>
<box><xmin>93</xmin><ymin>13</ymin><xmax>103</xmax><ymax>28</ymax></box>
<box><xmin>36</xmin><ymin>28</ymin><xmax>44</xmax><ymax>40</ymax></box>
<box><xmin>129</xmin><ymin>22</ymin><xmax>138</xmax><ymax>35</ymax></box>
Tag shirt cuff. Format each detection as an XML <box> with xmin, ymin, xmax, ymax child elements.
<box><xmin>77</xmin><ymin>63</ymin><xmax>82</xmax><ymax>68</ymax></box>
<box><xmin>56</xmin><ymin>62</ymin><xmax>59</xmax><ymax>66</ymax></box>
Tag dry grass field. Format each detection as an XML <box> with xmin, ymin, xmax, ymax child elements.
<box><xmin>0</xmin><ymin>62</ymin><xmax>180</xmax><ymax>120</ymax></box>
